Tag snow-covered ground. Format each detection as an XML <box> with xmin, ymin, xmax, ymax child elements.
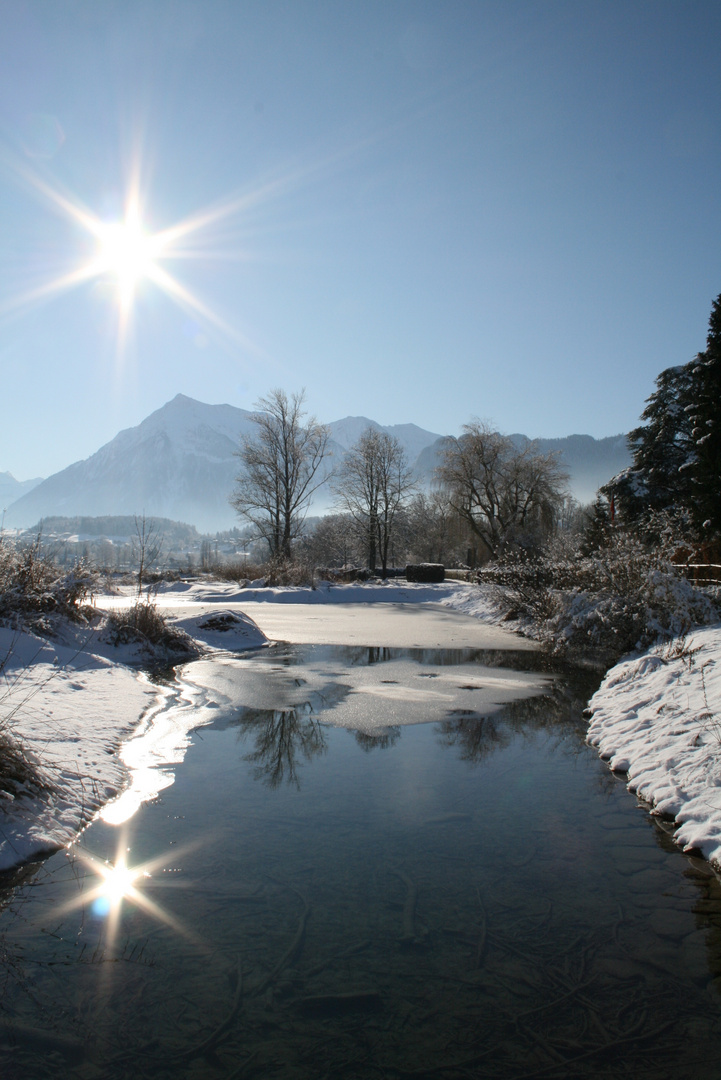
<box><xmin>0</xmin><ymin>621</ymin><xmax>158</xmax><ymax>870</ymax></box>
<box><xmin>104</xmin><ymin>578</ymin><xmax>522</xmax><ymax>650</ymax></box>
<box><xmin>2</xmin><ymin>577</ymin><xmax>721</xmax><ymax>876</ymax></box>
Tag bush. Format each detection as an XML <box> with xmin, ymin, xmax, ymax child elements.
<box><xmin>314</xmin><ymin>566</ymin><xmax>370</xmax><ymax>583</ymax></box>
<box><xmin>0</xmin><ymin>731</ymin><xmax>51</xmax><ymax>802</ymax></box>
<box><xmin>207</xmin><ymin>561</ymin><xmax>267</xmax><ymax>583</ymax></box>
<box><xmin>0</xmin><ymin>640</ymin><xmax>57</xmax><ymax>800</ymax></box>
<box><xmin>491</xmin><ymin>525</ymin><xmax>718</xmax><ymax>661</ymax></box>
<box><xmin>263</xmin><ymin>557</ymin><xmax>315</xmax><ymax>587</ymax></box>
<box><xmin>0</xmin><ymin>535</ymin><xmax>96</xmax><ymax>629</ymax></box>
<box><xmin>105</xmin><ymin>601</ymin><xmax>199</xmax><ymax>658</ymax></box>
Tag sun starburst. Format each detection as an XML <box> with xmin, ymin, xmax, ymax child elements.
<box><xmin>0</xmin><ymin>147</ymin><xmax>283</xmax><ymax>358</ymax></box>
<box><xmin>91</xmin><ymin>202</ymin><xmax>163</xmax><ymax>313</ymax></box>
<box><xmin>1</xmin><ymin>134</ymin><xmax>364</xmax><ymax>369</ymax></box>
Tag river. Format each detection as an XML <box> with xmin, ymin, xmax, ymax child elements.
<box><xmin>1</xmin><ymin>639</ymin><xmax>721</xmax><ymax>1079</ymax></box>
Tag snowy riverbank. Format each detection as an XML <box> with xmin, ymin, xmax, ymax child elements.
<box><xmin>0</xmin><ymin>602</ymin><xmax>269</xmax><ymax>870</ymax></box>
<box><xmin>587</xmin><ymin>624</ymin><xmax>721</xmax><ymax>869</ymax></box>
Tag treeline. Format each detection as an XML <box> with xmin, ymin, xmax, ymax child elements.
<box><xmin>31</xmin><ymin>516</ymin><xmax>200</xmax><ymax>545</ymax></box>
<box><xmin>231</xmin><ymin>391</ymin><xmax>576</xmax><ymax>573</ymax></box>
<box><xmin>232</xmin><ymin>294</ymin><xmax>721</xmax><ymax>580</ymax></box>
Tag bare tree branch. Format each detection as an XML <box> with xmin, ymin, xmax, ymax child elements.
<box><xmin>435</xmin><ymin>422</ymin><xmax>568</xmax><ymax>560</ymax></box>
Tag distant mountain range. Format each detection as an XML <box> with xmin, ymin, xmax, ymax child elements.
<box><xmin>412</xmin><ymin>432</ymin><xmax>631</xmax><ymax>507</ymax></box>
<box><xmin>5</xmin><ymin>394</ymin><xmax>631</xmax><ymax>533</ymax></box>
<box><xmin>0</xmin><ymin>471</ymin><xmax>43</xmax><ymax>513</ymax></box>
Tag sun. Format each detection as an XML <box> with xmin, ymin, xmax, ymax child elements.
<box><xmin>94</xmin><ymin>208</ymin><xmax>161</xmax><ymax>310</ymax></box>
<box><xmin>0</xmin><ymin>141</ymin><xmax>320</xmax><ymax>357</ymax></box>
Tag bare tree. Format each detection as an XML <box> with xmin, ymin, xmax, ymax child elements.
<box><xmin>238</xmin><ymin>707</ymin><xmax>327</xmax><ymax>788</ymax></box>
<box><xmin>332</xmin><ymin>428</ymin><xmax>414</xmax><ymax>575</ymax></box>
<box><xmin>303</xmin><ymin>513</ymin><xmax>360</xmax><ymax>568</ymax></box>
<box><xmin>404</xmin><ymin>490</ymin><xmax>465</xmax><ymax>566</ymax></box>
<box><xmin>435</xmin><ymin>422</ymin><xmax>568</xmax><ymax>561</ymax></box>
<box><xmin>133</xmin><ymin>514</ymin><xmax>163</xmax><ymax>596</ymax></box>
<box><xmin>230</xmin><ymin>389</ymin><xmax>330</xmax><ymax>560</ymax></box>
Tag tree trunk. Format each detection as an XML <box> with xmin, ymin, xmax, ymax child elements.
<box><xmin>368</xmin><ymin>515</ymin><xmax>377</xmax><ymax>571</ymax></box>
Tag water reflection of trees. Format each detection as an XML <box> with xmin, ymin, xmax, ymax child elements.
<box><xmin>437</xmin><ymin>682</ymin><xmax>597</xmax><ymax>765</ymax></box>
<box><xmin>437</xmin><ymin>713</ymin><xmax>512</xmax><ymax>763</ymax></box>
<box><xmin>354</xmin><ymin>727</ymin><xmax>401</xmax><ymax>752</ymax></box>
<box><xmin>337</xmin><ymin>645</ymin><xmax>559</xmax><ymax>673</ymax></box>
<box><xmin>235</xmin><ymin>705</ymin><xmax>327</xmax><ymax>788</ymax></box>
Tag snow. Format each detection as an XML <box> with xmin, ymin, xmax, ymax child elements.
<box><xmin>3</xmin><ymin>575</ymin><xmax>721</xmax><ymax>878</ymax></box>
<box><xmin>0</xmin><ymin>622</ymin><xmax>158</xmax><ymax>869</ymax></box>
<box><xmin>102</xmin><ymin>579</ymin><xmax>516</xmax><ymax>649</ymax></box>
<box><xmin>587</xmin><ymin>624</ymin><xmax>721</xmax><ymax>869</ymax></box>
<box><xmin>0</xmin><ymin>606</ymin><xmax>268</xmax><ymax>870</ymax></box>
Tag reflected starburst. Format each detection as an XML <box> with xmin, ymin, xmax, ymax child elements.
<box><xmin>60</xmin><ymin>832</ymin><xmax>204</xmax><ymax>953</ymax></box>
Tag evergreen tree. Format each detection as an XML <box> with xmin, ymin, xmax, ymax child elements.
<box><xmin>689</xmin><ymin>294</ymin><xmax>721</xmax><ymax>535</ymax></box>
<box><xmin>603</xmin><ymin>361</ymin><xmax>696</xmax><ymax>520</ymax></box>
<box><xmin>578</xmin><ymin>496</ymin><xmax>615</xmax><ymax>555</ymax></box>
<box><xmin>604</xmin><ymin>292</ymin><xmax>721</xmax><ymax>539</ymax></box>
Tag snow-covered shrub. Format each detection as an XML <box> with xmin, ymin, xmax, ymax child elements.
<box><xmin>262</xmin><ymin>557</ymin><xmax>315</xmax><ymax>587</ymax></box>
<box><xmin>484</xmin><ymin>547</ymin><xmax>560</xmax><ymax>622</ymax></box>
<box><xmin>492</xmin><ymin>525</ymin><xmax>718</xmax><ymax>660</ymax></box>
<box><xmin>0</xmin><ymin>640</ymin><xmax>55</xmax><ymax>799</ymax></box>
<box><xmin>0</xmin><ymin>729</ymin><xmax>50</xmax><ymax>802</ymax></box>
<box><xmin>0</xmin><ymin>535</ymin><xmax>96</xmax><ymax>628</ymax></box>
<box><xmin>208</xmin><ymin>561</ymin><xmax>266</xmax><ymax>583</ymax></box>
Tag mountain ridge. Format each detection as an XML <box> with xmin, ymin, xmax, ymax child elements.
<box><xmin>0</xmin><ymin>471</ymin><xmax>44</xmax><ymax>511</ymax></box>
<box><xmin>5</xmin><ymin>395</ymin><xmax>630</xmax><ymax>532</ymax></box>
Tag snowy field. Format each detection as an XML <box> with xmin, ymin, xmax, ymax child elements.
<box><xmin>1</xmin><ymin>577</ymin><xmax>721</xmax><ymax>874</ymax></box>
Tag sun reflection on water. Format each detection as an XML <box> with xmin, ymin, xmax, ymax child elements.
<box><xmin>62</xmin><ymin>833</ymin><xmax>203</xmax><ymax>952</ymax></box>
<box><xmin>90</xmin><ymin>856</ymin><xmax>145</xmax><ymax>917</ymax></box>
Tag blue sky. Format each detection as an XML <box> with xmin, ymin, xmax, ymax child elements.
<box><xmin>2</xmin><ymin>0</ymin><xmax>721</xmax><ymax>479</ymax></box>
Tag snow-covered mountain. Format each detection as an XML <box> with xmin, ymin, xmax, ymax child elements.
<box><xmin>6</xmin><ymin>396</ymin><xmax>258</xmax><ymax>533</ymax></box>
<box><xmin>328</xmin><ymin>416</ymin><xmax>442</xmax><ymax>461</ymax></box>
<box><xmin>5</xmin><ymin>395</ymin><xmax>631</xmax><ymax>532</ymax></box>
<box><xmin>509</xmin><ymin>433</ymin><xmax>631</xmax><ymax>505</ymax></box>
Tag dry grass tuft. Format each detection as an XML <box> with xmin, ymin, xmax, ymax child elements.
<box><xmin>106</xmin><ymin>601</ymin><xmax>200</xmax><ymax>658</ymax></box>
